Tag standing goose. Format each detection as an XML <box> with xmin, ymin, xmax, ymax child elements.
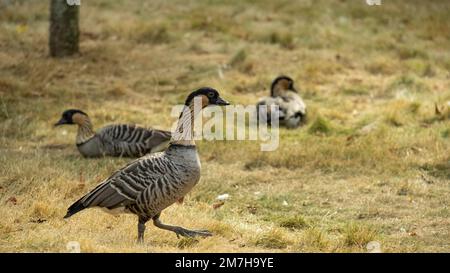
<box><xmin>64</xmin><ymin>88</ymin><xmax>230</xmax><ymax>242</ymax></box>
<box><xmin>257</xmin><ymin>75</ymin><xmax>307</xmax><ymax>129</ymax></box>
<box><xmin>54</xmin><ymin>109</ymin><xmax>171</xmax><ymax>158</ymax></box>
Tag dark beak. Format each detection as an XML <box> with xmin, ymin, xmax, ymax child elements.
<box><xmin>215</xmin><ymin>96</ymin><xmax>230</xmax><ymax>106</ymax></box>
<box><xmin>54</xmin><ymin>118</ymin><xmax>67</xmax><ymax>127</ymax></box>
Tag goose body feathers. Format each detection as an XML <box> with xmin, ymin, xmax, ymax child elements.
<box><xmin>65</xmin><ymin>145</ymin><xmax>200</xmax><ymax>219</ymax></box>
<box><xmin>55</xmin><ymin>110</ymin><xmax>171</xmax><ymax>158</ymax></box>
<box><xmin>82</xmin><ymin>124</ymin><xmax>171</xmax><ymax>157</ymax></box>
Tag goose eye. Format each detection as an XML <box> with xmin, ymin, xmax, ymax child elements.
<box><xmin>207</xmin><ymin>92</ymin><xmax>214</xmax><ymax>98</ymax></box>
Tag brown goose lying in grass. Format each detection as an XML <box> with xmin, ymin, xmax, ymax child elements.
<box><xmin>54</xmin><ymin>109</ymin><xmax>171</xmax><ymax>158</ymax></box>
<box><xmin>257</xmin><ymin>75</ymin><xmax>307</xmax><ymax>129</ymax></box>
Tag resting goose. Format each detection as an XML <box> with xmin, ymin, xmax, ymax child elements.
<box><xmin>54</xmin><ymin>109</ymin><xmax>171</xmax><ymax>157</ymax></box>
<box><xmin>64</xmin><ymin>88</ymin><xmax>230</xmax><ymax>243</ymax></box>
<box><xmin>257</xmin><ymin>75</ymin><xmax>307</xmax><ymax>128</ymax></box>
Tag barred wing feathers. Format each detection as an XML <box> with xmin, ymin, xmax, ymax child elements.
<box><xmin>97</xmin><ymin>124</ymin><xmax>171</xmax><ymax>156</ymax></box>
<box><xmin>64</xmin><ymin>152</ymin><xmax>174</xmax><ymax>218</ymax></box>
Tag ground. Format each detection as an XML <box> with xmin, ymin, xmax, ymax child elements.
<box><xmin>0</xmin><ymin>0</ymin><xmax>449</xmax><ymax>252</ymax></box>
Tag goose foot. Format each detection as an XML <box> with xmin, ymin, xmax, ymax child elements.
<box><xmin>172</xmin><ymin>227</ymin><xmax>212</xmax><ymax>238</ymax></box>
<box><xmin>152</xmin><ymin>215</ymin><xmax>212</xmax><ymax>239</ymax></box>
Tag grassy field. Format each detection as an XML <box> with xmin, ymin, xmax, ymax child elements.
<box><xmin>0</xmin><ymin>0</ymin><xmax>449</xmax><ymax>252</ymax></box>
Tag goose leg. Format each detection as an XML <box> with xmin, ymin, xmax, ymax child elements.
<box><xmin>152</xmin><ymin>214</ymin><xmax>212</xmax><ymax>239</ymax></box>
<box><xmin>137</xmin><ymin>218</ymin><xmax>147</xmax><ymax>243</ymax></box>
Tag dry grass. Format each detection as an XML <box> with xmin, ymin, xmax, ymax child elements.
<box><xmin>0</xmin><ymin>0</ymin><xmax>449</xmax><ymax>253</ymax></box>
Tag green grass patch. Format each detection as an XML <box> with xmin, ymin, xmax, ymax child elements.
<box><xmin>308</xmin><ymin>116</ymin><xmax>333</xmax><ymax>136</ymax></box>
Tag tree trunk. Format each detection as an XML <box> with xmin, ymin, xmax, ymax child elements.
<box><xmin>49</xmin><ymin>0</ymin><xmax>79</xmax><ymax>57</ymax></box>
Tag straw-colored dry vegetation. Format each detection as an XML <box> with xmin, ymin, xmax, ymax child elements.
<box><xmin>1</xmin><ymin>0</ymin><xmax>449</xmax><ymax>252</ymax></box>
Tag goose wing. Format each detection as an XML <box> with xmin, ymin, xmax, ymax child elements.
<box><xmin>278</xmin><ymin>93</ymin><xmax>307</xmax><ymax>128</ymax></box>
<box><xmin>97</xmin><ymin>124</ymin><xmax>171</xmax><ymax>156</ymax></box>
<box><xmin>257</xmin><ymin>93</ymin><xmax>307</xmax><ymax>127</ymax></box>
<box><xmin>256</xmin><ymin>96</ymin><xmax>286</xmax><ymax>123</ymax></box>
<box><xmin>280</xmin><ymin>93</ymin><xmax>306</xmax><ymax>118</ymax></box>
<box><xmin>64</xmin><ymin>152</ymin><xmax>171</xmax><ymax>218</ymax></box>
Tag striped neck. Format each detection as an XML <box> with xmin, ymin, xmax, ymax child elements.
<box><xmin>170</xmin><ymin>98</ymin><xmax>203</xmax><ymax>146</ymax></box>
<box><xmin>73</xmin><ymin>113</ymin><xmax>95</xmax><ymax>145</ymax></box>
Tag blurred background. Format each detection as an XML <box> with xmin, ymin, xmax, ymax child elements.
<box><xmin>0</xmin><ymin>0</ymin><xmax>449</xmax><ymax>252</ymax></box>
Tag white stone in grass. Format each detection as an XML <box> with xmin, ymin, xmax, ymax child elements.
<box><xmin>66</xmin><ymin>241</ymin><xmax>80</xmax><ymax>253</ymax></box>
<box><xmin>216</xmin><ymin>194</ymin><xmax>230</xmax><ymax>201</ymax></box>
<box><xmin>366</xmin><ymin>241</ymin><xmax>382</xmax><ymax>253</ymax></box>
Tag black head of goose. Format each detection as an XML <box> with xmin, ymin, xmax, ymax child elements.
<box><xmin>55</xmin><ymin>109</ymin><xmax>171</xmax><ymax>158</ymax></box>
<box><xmin>257</xmin><ymin>75</ymin><xmax>307</xmax><ymax>129</ymax></box>
<box><xmin>64</xmin><ymin>88</ymin><xmax>230</xmax><ymax>243</ymax></box>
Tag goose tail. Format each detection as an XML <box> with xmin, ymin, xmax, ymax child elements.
<box><xmin>64</xmin><ymin>198</ymin><xmax>86</xmax><ymax>219</ymax></box>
